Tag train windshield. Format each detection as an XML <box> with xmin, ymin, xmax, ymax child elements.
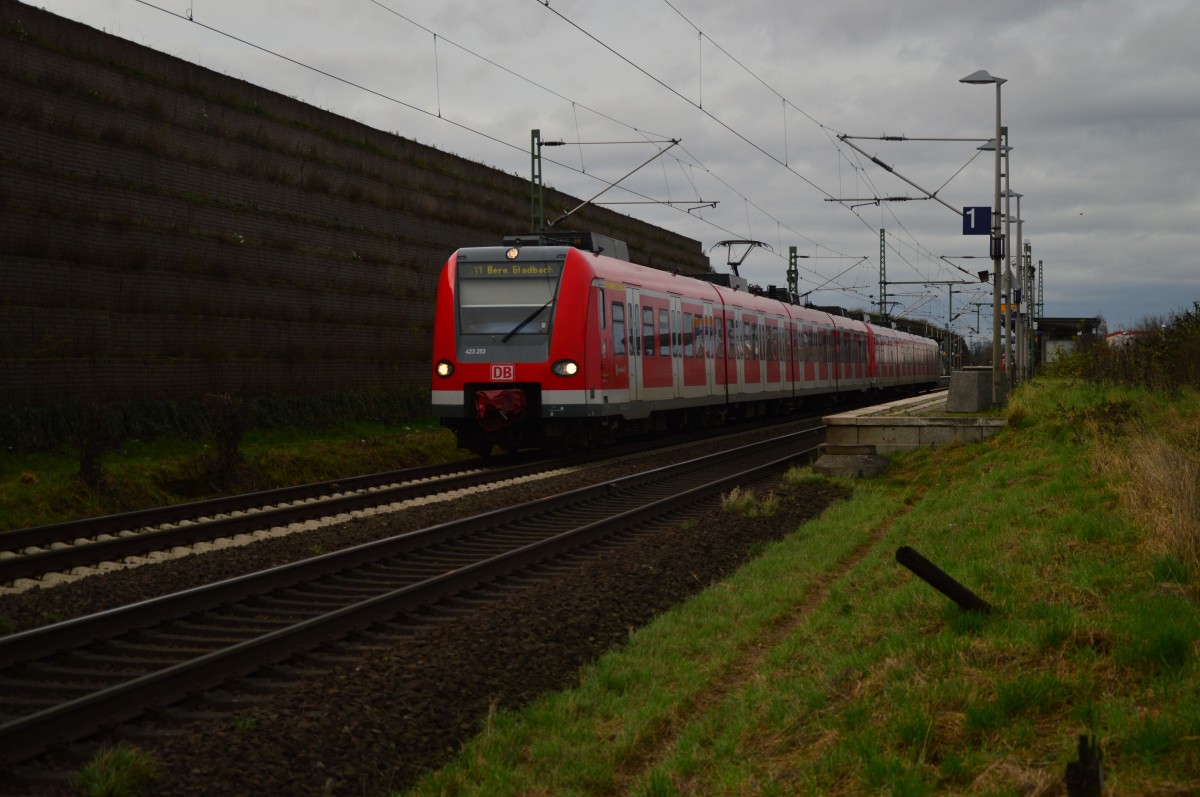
<box><xmin>457</xmin><ymin>261</ymin><xmax>563</xmax><ymax>337</ymax></box>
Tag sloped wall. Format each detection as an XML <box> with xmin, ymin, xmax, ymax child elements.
<box><xmin>0</xmin><ymin>0</ymin><xmax>710</xmax><ymax>411</ymax></box>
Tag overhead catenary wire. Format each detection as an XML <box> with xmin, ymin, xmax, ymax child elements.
<box><xmin>208</xmin><ymin>0</ymin><xmax>891</xmax><ymax>299</ymax></box>
<box><xmin>130</xmin><ymin>0</ymin><xmax>915</xmax><ymax>302</ymax></box>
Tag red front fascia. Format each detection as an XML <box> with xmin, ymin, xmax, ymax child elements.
<box><xmin>547</xmin><ymin>249</ymin><xmax>594</xmax><ymax>393</ymax></box>
<box><xmin>432</xmin><ymin>248</ymin><xmax>598</xmax><ymax>418</ymax></box>
<box><xmin>431</xmin><ymin>252</ymin><xmax>459</xmax><ymax>385</ymax></box>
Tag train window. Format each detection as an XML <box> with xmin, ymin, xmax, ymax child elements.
<box><xmin>659</xmin><ymin>309</ymin><xmax>670</xmax><ymax>357</ymax></box>
<box><xmin>612</xmin><ymin>302</ymin><xmax>625</xmax><ymax>356</ymax></box>
<box><xmin>716</xmin><ymin>317</ymin><xmax>724</xmax><ymax>359</ymax></box>
<box><xmin>457</xmin><ymin>271</ymin><xmax>558</xmax><ymax>336</ymax></box>
<box><xmin>642</xmin><ymin>307</ymin><xmax>655</xmax><ymax>357</ymax></box>
<box><xmin>683</xmin><ymin>313</ymin><xmax>694</xmax><ymax>357</ymax></box>
<box><xmin>598</xmin><ymin>288</ymin><xmax>606</xmax><ymax>329</ymax></box>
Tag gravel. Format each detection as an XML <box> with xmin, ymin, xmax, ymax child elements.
<box><xmin>1</xmin><ymin>433</ymin><xmax>845</xmax><ymax>796</ymax></box>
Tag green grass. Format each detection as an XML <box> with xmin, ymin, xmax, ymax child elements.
<box><xmin>73</xmin><ymin>743</ymin><xmax>159</xmax><ymax>797</ymax></box>
<box><xmin>395</xmin><ymin>378</ymin><xmax>1200</xmax><ymax>796</ymax></box>
<box><xmin>0</xmin><ymin>419</ymin><xmax>465</xmax><ymax>531</ymax></box>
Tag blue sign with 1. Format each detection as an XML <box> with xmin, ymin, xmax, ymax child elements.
<box><xmin>963</xmin><ymin>206</ymin><xmax>991</xmax><ymax>235</ymax></box>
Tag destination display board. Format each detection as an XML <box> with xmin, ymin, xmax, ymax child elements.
<box><xmin>460</xmin><ymin>262</ymin><xmax>562</xmax><ymax>279</ymax></box>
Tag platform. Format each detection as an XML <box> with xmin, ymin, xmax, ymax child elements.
<box><xmin>812</xmin><ymin>390</ymin><xmax>1007</xmax><ymax>477</ymax></box>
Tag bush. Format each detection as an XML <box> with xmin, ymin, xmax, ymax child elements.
<box><xmin>1055</xmin><ymin>304</ymin><xmax>1200</xmax><ymax>391</ymax></box>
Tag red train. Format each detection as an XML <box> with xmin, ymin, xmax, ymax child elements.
<box><xmin>432</xmin><ymin>233</ymin><xmax>940</xmax><ymax>455</ymax></box>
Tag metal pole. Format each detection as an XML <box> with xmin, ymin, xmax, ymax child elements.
<box><xmin>1017</xmin><ymin>232</ymin><xmax>1025</xmax><ymax>382</ymax></box>
<box><xmin>991</xmin><ymin>83</ymin><xmax>1004</xmax><ymax>404</ymax></box>
<box><xmin>1025</xmin><ymin>242</ymin><xmax>1034</xmax><ymax>377</ymax></box>
<box><xmin>1035</xmin><ymin>257</ymin><xmax>1044</xmax><ymax>370</ymax></box>
<box><xmin>947</xmin><ymin>287</ymin><xmax>953</xmax><ymax>375</ymax></box>
<box><xmin>879</xmin><ymin>229</ymin><xmax>887</xmax><ymax>321</ymax></box>
<box><xmin>1002</xmin><ymin>128</ymin><xmax>1014</xmax><ymax>389</ymax></box>
<box><xmin>530</xmin><ymin>129</ymin><xmax>544</xmax><ymax>231</ymax></box>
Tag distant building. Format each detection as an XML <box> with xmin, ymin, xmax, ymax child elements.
<box><xmin>1105</xmin><ymin>329</ymin><xmax>1157</xmax><ymax>348</ymax></box>
<box><xmin>1036</xmin><ymin>317</ymin><xmax>1104</xmax><ymax>363</ymax></box>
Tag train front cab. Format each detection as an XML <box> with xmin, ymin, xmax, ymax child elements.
<box><xmin>432</xmin><ymin>244</ymin><xmax>593</xmax><ymax>455</ymax></box>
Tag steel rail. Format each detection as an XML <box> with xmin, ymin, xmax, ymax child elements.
<box><xmin>0</xmin><ymin>416</ymin><xmax>813</xmax><ymax>584</ymax></box>
<box><xmin>0</xmin><ymin>458</ymin><xmax>499</xmax><ymax>550</ymax></box>
<box><xmin>0</xmin><ymin>458</ymin><xmax>562</xmax><ymax>583</ymax></box>
<box><xmin>0</xmin><ymin>427</ymin><xmax>821</xmax><ymax>766</ymax></box>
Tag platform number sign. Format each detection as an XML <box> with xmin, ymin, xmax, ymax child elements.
<box><xmin>963</xmin><ymin>206</ymin><xmax>991</xmax><ymax>235</ymax></box>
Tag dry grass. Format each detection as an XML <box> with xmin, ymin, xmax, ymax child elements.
<box><xmin>1092</xmin><ymin>412</ymin><xmax>1200</xmax><ymax>577</ymax></box>
<box><xmin>720</xmin><ymin>486</ymin><xmax>779</xmax><ymax>517</ymax></box>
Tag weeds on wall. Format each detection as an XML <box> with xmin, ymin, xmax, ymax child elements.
<box><xmin>0</xmin><ymin>389</ymin><xmax>430</xmax><ymax>454</ymax></box>
<box><xmin>201</xmin><ymin>393</ymin><xmax>245</xmax><ymax>488</ymax></box>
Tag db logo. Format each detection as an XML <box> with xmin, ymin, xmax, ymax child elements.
<box><xmin>491</xmin><ymin>364</ymin><xmax>515</xmax><ymax>381</ymax></box>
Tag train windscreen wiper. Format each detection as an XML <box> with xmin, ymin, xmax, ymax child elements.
<box><xmin>501</xmin><ymin>298</ymin><xmax>554</xmax><ymax>343</ymax></box>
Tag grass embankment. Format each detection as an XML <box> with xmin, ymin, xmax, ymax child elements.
<box><xmin>399</xmin><ymin>378</ymin><xmax>1200</xmax><ymax>796</ymax></box>
<box><xmin>0</xmin><ymin>421</ymin><xmax>464</xmax><ymax>531</ymax></box>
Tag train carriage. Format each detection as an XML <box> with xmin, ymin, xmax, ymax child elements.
<box><xmin>433</xmin><ymin>234</ymin><xmax>939</xmax><ymax>455</ymax></box>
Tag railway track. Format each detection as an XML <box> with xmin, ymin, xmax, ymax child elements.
<box><xmin>0</xmin><ymin>414</ymin><xmax>833</xmax><ymax>592</ymax></box>
<box><xmin>0</xmin><ymin>425</ymin><xmax>822</xmax><ymax>775</ymax></box>
<box><xmin>0</xmin><ymin>455</ymin><xmax>561</xmax><ymax>588</ymax></box>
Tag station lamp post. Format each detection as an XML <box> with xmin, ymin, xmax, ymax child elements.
<box><xmin>1005</xmin><ymin>188</ymin><xmax>1026</xmax><ymax>382</ymax></box>
<box><xmin>960</xmin><ymin>69</ymin><xmax>1006</xmax><ymax>405</ymax></box>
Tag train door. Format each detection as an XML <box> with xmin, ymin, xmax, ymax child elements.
<box><xmin>865</xmin><ymin>326</ymin><xmax>877</xmax><ymax>384</ymax></box>
<box><xmin>806</xmin><ymin>324</ymin><xmax>816</xmax><ymax>386</ymax></box>
<box><xmin>715</xmin><ymin>310</ymin><xmax>731</xmax><ymax>392</ymax></box>
<box><xmin>742</xmin><ymin>312</ymin><xmax>763</xmax><ymax>394</ymax></box>
<box><xmin>597</xmin><ymin>284</ymin><xmax>614</xmax><ymax>391</ymax></box>
<box><xmin>703</xmin><ymin>302</ymin><xmax>716</xmax><ymax>398</ymax></box>
<box><xmin>626</xmin><ymin>287</ymin><xmax>642</xmax><ymax>403</ymax></box>
<box><xmin>785</xmin><ymin>320</ymin><xmax>798</xmax><ymax>393</ymax></box>
<box><xmin>731</xmin><ymin>315</ymin><xmax>743</xmax><ymax>395</ymax></box>
<box><xmin>833</xmin><ymin>329</ymin><xmax>842</xmax><ymax>389</ymax></box>
<box><xmin>766</xmin><ymin>317</ymin><xmax>783</xmax><ymax>389</ymax></box>
<box><xmin>670</xmin><ymin>295</ymin><xmax>683</xmax><ymax>398</ymax></box>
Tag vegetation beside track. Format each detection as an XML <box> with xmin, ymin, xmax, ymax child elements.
<box><xmin>398</xmin><ymin>377</ymin><xmax>1199</xmax><ymax>796</ymax></box>
<box><xmin>0</xmin><ymin>420</ymin><xmax>465</xmax><ymax>532</ymax></box>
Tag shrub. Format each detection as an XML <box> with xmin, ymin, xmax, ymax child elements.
<box><xmin>73</xmin><ymin>743</ymin><xmax>159</xmax><ymax>797</ymax></box>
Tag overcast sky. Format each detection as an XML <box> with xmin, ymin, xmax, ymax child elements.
<box><xmin>37</xmin><ymin>0</ymin><xmax>1200</xmax><ymax>337</ymax></box>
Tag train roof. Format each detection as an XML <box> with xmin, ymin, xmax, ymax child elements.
<box><xmin>452</xmin><ymin>242</ymin><xmax>936</xmax><ymax>346</ymax></box>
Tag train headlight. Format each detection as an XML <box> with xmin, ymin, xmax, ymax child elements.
<box><xmin>435</xmin><ymin>360</ymin><xmax>454</xmax><ymax>378</ymax></box>
<box><xmin>552</xmin><ymin>359</ymin><xmax>579</xmax><ymax>377</ymax></box>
